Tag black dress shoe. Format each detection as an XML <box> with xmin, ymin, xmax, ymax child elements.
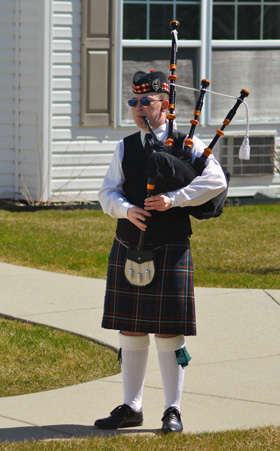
<box><xmin>94</xmin><ymin>404</ymin><xmax>143</xmax><ymax>429</ymax></box>
<box><xmin>161</xmin><ymin>407</ymin><xmax>183</xmax><ymax>433</ymax></box>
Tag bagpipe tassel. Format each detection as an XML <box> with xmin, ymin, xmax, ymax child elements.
<box><xmin>239</xmin><ymin>135</ymin><xmax>250</xmax><ymax>160</ymax></box>
<box><xmin>239</xmin><ymin>93</ymin><xmax>250</xmax><ymax>160</ymax></box>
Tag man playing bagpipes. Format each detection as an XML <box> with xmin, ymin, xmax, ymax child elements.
<box><xmin>95</xmin><ymin>69</ymin><xmax>227</xmax><ymax>433</ymax></box>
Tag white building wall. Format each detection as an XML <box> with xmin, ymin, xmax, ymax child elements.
<box><xmin>51</xmin><ymin>0</ymin><xmax>124</xmax><ymax>202</ymax></box>
<box><xmin>0</xmin><ymin>0</ymin><xmax>43</xmax><ymax>202</ymax></box>
<box><xmin>0</xmin><ymin>1</ymin><xmax>15</xmax><ymax>199</ymax></box>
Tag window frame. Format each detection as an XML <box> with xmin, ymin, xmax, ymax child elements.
<box><xmin>117</xmin><ymin>0</ymin><xmax>209</xmax><ymax>127</ymax></box>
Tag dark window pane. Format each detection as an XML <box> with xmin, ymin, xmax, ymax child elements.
<box><xmin>177</xmin><ymin>6</ymin><xmax>200</xmax><ymax>40</ymax></box>
<box><xmin>150</xmin><ymin>5</ymin><xmax>173</xmax><ymax>39</ymax></box>
<box><xmin>264</xmin><ymin>6</ymin><xmax>280</xmax><ymax>39</ymax></box>
<box><xmin>123</xmin><ymin>5</ymin><xmax>147</xmax><ymax>39</ymax></box>
<box><xmin>238</xmin><ymin>6</ymin><xmax>261</xmax><ymax>39</ymax></box>
<box><xmin>213</xmin><ymin>6</ymin><xmax>235</xmax><ymax>39</ymax></box>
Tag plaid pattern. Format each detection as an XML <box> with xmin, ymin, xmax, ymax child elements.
<box><xmin>132</xmin><ymin>82</ymin><xmax>169</xmax><ymax>94</ymax></box>
<box><xmin>102</xmin><ymin>237</ymin><xmax>196</xmax><ymax>335</ymax></box>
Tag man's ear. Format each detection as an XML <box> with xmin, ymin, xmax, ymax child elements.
<box><xmin>162</xmin><ymin>99</ymin><xmax>169</xmax><ymax>111</ymax></box>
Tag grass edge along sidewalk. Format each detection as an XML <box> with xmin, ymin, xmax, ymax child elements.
<box><xmin>0</xmin><ymin>204</ymin><xmax>279</xmax><ymax>289</ymax></box>
<box><xmin>0</xmin><ymin>426</ymin><xmax>279</xmax><ymax>450</ymax></box>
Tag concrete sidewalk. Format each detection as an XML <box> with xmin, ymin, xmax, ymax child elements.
<box><xmin>0</xmin><ymin>262</ymin><xmax>279</xmax><ymax>443</ymax></box>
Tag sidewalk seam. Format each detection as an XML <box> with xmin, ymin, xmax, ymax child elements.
<box><xmin>264</xmin><ymin>290</ymin><xmax>280</xmax><ymax>306</ymax></box>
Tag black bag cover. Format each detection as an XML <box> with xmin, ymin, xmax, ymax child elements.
<box><xmin>187</xmin><ymin>171</ymin><xmax>230</xmax><ymax>220</ymax></box>
<box><xmin>145</xmin><ymin>141</ymin><xmax>229</xmax><ymax>220</ymax></box>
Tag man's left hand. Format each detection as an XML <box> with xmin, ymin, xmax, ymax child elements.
<box><xmin>144</xmin><ymin>194</ymin><xmax>172</xmax><ymax>211</ymax></box>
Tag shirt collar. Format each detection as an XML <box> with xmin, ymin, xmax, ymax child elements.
<box><xmin>140</xmin><ymin>122</ymin><xmax>168</xmax><ymax>146</ymax></box>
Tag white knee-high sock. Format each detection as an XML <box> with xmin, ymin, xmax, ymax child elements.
<box><xmin>155</xmin><ymin>335</ymin><xmax>186</xmax><ymax>413</ymax></box>
<box><xmin>119</xmin><ymin>333</ymin><xmax>150</xmax><ymax>412</ymax></box>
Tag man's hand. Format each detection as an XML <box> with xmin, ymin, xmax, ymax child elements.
<box><xmin>127</xmin><ymin>206</ymin><xmax>152</xmax><ymax>231</ymax></box>
<box><xmin>144</xmin><ymin>194</ymin><xmax>172</xmax><ymax>211</ymax></box>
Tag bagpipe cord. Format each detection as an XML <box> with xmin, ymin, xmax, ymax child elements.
<box><xmin>176</xmin><ymin>83</ymin><xmax>250</xmax><ymax>160</ymax></box>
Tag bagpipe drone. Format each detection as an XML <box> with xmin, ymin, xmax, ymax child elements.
<box><xmin>144</xmin><ymin>20</ymin><xmax>250</xmax><ymax>220</ymax></box>
<box><xmin>124</xmin><ymin>20</ymin><xmax>250</xmax><ymax>287</ymax></box>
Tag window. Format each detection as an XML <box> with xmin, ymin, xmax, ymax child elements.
<box><xmin>211</xmin><ymin>2</ymin><xmax>280</xmax><ymax>126</ymax></box>
<box><xmin>213</xmin><ymin>0</ymin><xmax>280</xmax><ymax>40</ymax></box>
<box><xmin>80</xmin><ymin>1</ymin><xmax>280</xmax><ymax>129</ymax></box>
<box><xmin>210</xmin><ymin>48</ymin><xmax>280</xmax><ymax>123</ymax></box>
<box><xmin>121</xmin><ymin>1</ymin><xmax>201</xmax><ymax>124</ymax></box>
<box><xmin>120</xmin><ymin>1</ymin><xmax>279</xmax><ymax>127</ymax></box>
<box><xmin>220</xmin><ymin>136</ymin><xmax>275</xmax><ymax>176</ymax></box>
<box><xmin>123</xmin><ymin>1</ymin><xmax>201</xmax><ymax>40</ymax></box>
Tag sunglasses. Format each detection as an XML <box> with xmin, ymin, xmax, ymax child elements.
<box><xmin>128</xmin><ymin>98</ymin><xmax>162</xmax><ymax>107</ymax></box>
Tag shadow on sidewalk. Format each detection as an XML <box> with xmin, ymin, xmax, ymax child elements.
<box><xmin>0</xmin><ymin>424</ymin><xmax>159</xmax><ymax>442</ymax></box>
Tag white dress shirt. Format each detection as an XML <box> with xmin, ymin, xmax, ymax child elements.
<box><xmin>98</xmin><ymin>122</ymin><xmax>227</xmax><ymax>219</ymax></box>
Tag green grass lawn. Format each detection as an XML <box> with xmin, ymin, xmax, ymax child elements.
<box><xmin>0</xmin><ymin>426</ymin><xmax>279</xmax><ymax>450</ymax></box>
<box><xmin>0</xmin><ymin>318</ymin><xmax>120</xmax><ymax>398</ymax></box>
<box><xmin>190</xmin><ymin>203</ymin><xmax>280</xmax><ymax>288</ymax></box>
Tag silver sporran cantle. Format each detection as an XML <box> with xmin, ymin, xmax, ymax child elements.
<box><xmin>124</xmin><ymin>247</ymin><xmax>155</xmax><ymax>287</ymax></box>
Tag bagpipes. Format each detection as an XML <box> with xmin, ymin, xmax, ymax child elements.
<box><xmin>124</xmin><ymin>20</ymin><xmax>250</xmax><ymax>287</ymax></box>
<box><xmin>144</xmin><ymin>20</ymin><xmax>250</xmax><ymax>220</ymax></box>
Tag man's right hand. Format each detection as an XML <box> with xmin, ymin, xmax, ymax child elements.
<box><xmin>127</xmin><ymin>206</ymin><xmax>152</xmax><ymax>231</ymax></box>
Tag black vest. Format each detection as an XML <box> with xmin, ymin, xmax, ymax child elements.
<box><xmin>116</xmin><ymin>131</ymin><xmax>192</xmax><ymax>246</ymax></box>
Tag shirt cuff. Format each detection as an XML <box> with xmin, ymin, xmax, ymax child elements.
<box><xmin>122</xmin><ymin>201</ymin><xmax>134</xmax><ymax>218</ymax></box>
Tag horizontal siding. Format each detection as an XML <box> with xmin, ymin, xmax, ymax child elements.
<box><xmin>18</xmin><ymin>0</ymin><xmax>41</xmax><ymax>201</ymax></box>
<box><xmin>18</xmin><ymin>138</ymin><xmax>38</xmax><ymax>151</ymax></box>
<box><xmin>53</xmin><ymin>13</ymin><xmax>81</xmax><ymax>26</ymax></box>
<box><xmin>0</xmin><ymin>146</ymin><xmax>14</xmax><ymax>197</ymax></box>
<box><xmin>0</xmin><ymin>112</ymin><xmax>14</xmax><ymax>124</ymax></box>
<box><xmin>53</xmin><ymin>77</ymin><xmax>80</xmax><ymax>90</ymax></box>
<box><xmin>0</xmin><ymin>138</ymin><xmax>14</xmax><ymax>150</ymax></box>
<box><xmin>0</xmin><ymin>1</ymin><xmax>15</xmax><ymax>199</ymax></box>
<box><xmin>53</xmin><ymin>37</ymin><xmax>81</xmax><ymax>52</ymax></box>
<box><xmin>0</xmin><ymin>87</ymin><xmax>14</xmax><ymax>99</ymax></box>
<box><xmin>0</xmin><ymin>162</ymin><xmax>15</xmax><ymax>175</ymax></box>
<box><xmin>51</xmin><ymin>0</ymin><xmax>120</xmax><ymax>202</ymax></box>
<box><xmin>53</xmin><ymin>89</ymin><xmax>80</xmax><ymax>102</ymax></box>
<box><xmin>53</xmin><ymin>140</ymin><xmax>117</xmax><ymax>152</ymax></box>
<box><xmin>53</xmin><ymin>1</ymin><xmax>81</xmax><ymax>13</ymax></box>
<box><xmin>52</xmin><ymin>154</ymin><xmax>113</xmax><ymax>166</ymax></box>
<box><xmin>52</xmin><ymin>178</ymin><xmax>102</xmax><ymax>191</ymax></box>
<box><xmin>52</xmin><ymin>165</ymin><xmax>108</xmax><ymax>178</ymax></box>
<box><xmin>0</xmin><ymin>0</ymin><xmax>42</xmax><ymax>201</ymax></box>
<box><xmin>0</xmin><ymin>125</ymin><xmax>14</xmax><ymax>135</ymax></box>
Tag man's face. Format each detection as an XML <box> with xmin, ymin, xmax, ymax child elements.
<box><xmin>130</xmin><ymin>93</ymin><xmax>168</xmax><ymax>131</ymax></box>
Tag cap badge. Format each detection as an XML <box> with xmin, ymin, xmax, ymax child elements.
<box><xmin>151</xmin><ymin>78</ymin><xmax>161</xmax><ymax>91</ymax></box>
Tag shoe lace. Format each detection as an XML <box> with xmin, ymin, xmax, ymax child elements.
<box><xmin>161</xmin><ymin>407</ymin><xmax>181</xmax><ymax>422</ymax></box>
<box><xmin>110</xmin><ymin>404</ymin><xmax>130</xmax><ymax>416</ymax></box>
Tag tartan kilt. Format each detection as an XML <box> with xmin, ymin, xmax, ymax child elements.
<box><xmin>101</xmin><ymin>236</ymin><xmax>196</xmax><ymax>335</ymax></box>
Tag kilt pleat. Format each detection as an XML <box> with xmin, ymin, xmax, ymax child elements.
<box><xmin>101</xmin><ymin>237</ymin><xmax>196</xmax><ymax>335</ymax></box>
